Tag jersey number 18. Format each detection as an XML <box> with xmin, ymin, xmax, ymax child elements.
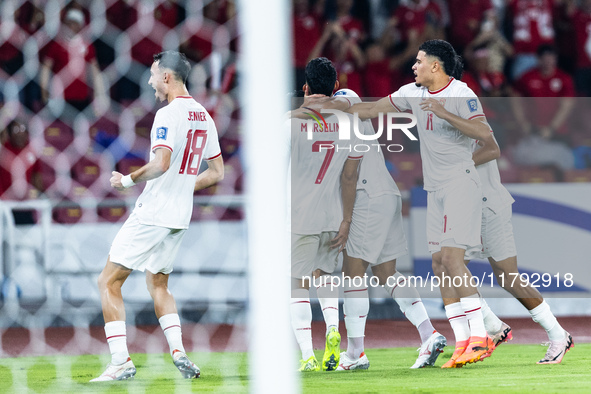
<box><xmin>179</xmin><ymin>129</ymin><xmax>207</xmax><ymax>175</ymax></box>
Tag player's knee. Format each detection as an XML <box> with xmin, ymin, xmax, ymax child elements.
<box><xmin>97</xmin><ymin>270</ymin><xmax>109</xmax><ymax>291</ymax></box>
<box><xmin>145</xmin><ymin>277</ymin><xmax>156</xmax><ymax>297</ymax></box>
<box><xmin>431</xmin><ymin>255</ymin><xmax>444</xmax><ymax>277</ymax></box>
<box><xmin>440</xmin><ymin>252</ymin><xmax>458</xmax><ymax>271</ymax></box>
<box><xmin>145</xmin><ymin>277</ymin><xmax>167</xmax><ymax>298</ymax></box>
<box><xmin>432</xmin><ymin>260</ymin><xmax>443</xmax><ymax>277</ymax></box>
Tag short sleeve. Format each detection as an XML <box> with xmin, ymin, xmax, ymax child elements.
<box><xmin>388</xmin><ymin>87</ymin><xmax>411</xmax><ymax>112</ymax></box>
<box><xmin>203</xmin><ymin>112</ymin><xmax>222</xmax><ymax>160</ymax></box>
<box><xmin>151</xmin><ymin>109</ymin><xmax>175</xmax><ymax>153</ymax></box>
<box><xmin>456</xmin><ymin>88</ymin><xmax>486</xmax><ymax>120</ymax></box>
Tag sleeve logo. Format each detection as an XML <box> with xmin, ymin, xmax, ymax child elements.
<box><xmin>467</xmin><ymin>99</ymin><xmax>478</xmax><ymax>113</ymax></box>
<box><xmin>156</xmin><ymin>127</ymin><xmax>168</xmax><ymax>140</ymax></box>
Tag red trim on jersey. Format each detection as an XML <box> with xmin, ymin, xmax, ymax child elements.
<box><xmin>428</xmin><ymin>77</ymin><xmax>454</xmax><ymax>94</ymax></box>
<box><xmin>176</xmin><ymin>96</ymin><xmax>193</xmax><ymax>99</ymax></box>
<box><xmin>465</xmin><ymin>307</ymin><xmax>481</xmax><ymax>314</ymax></box>
<box><xmin>348</xmin><ymin>155</ymin><xmax>363</xmax><ymax>160</ymax></box>
<box><xmin>389</xmin><ymin>95</ymin><xmax>402</xmax><ymax>112</ymax></box>
<box><xmin>335</xmin><ymin>96</ymin><xmax>352</xmax><ymax>108</ymax></box>
<box><xmin>359</xmin><ymin>315</ymin><xmax>367</xmax><ymax>318</ymax></box>
<box><xmin>106</xmin><ymin>334</ymin><xmax>126</xmax><ymax>340</ymax></box>
<box><xmin>291</xmin><ymin>300</ymin><xmax>310</xmax><ymax>304</ymax></box>
<box><xmin>323</xmin><ymin>307</ymin><xmax>338</xmax><ymax>311</ymax></box>
<box><xmin>344</xmin><ymin>288</ymin><xmax>368</xmax><ymax>293</ymax></box>
<box><xmin>390</xmin><ymin>285</ymin><xmax>398</xmax><ymax>297</ymax></box>
<box><xmin>153</xmin><ymin>144</ymin><xmax>173</xmax><ymax>152</ymax></box>
<box><xmin>412</xmin><ymin>300</ymin><xmax>421</xmax><ymax>306</ymax></box>
<box><xmin>448</xmin><ymin>314</ymin><xmax>466</xmax><ymax>320</ymax></box>
<box><xmin>163</xmin><ymin>325</ymin><xmax>181</xmax><ymax>332</ymax></box>
<box><xmin>205</xmin><ymin>152</ymin><xmax>222</xmax><ymax>161</ymax></box>
<box><xmin>468</xmin><ymin>114</ymin><xmax>485</xmax><ymax>120</ymax></box>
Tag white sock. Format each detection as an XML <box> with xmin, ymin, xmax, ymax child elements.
<box><xmin>445</xmin><ymin>302</ymin><xmax>470</xmax><ymax>343</ymax></box>
<box><xmin>480</xmin><ymin>298</ymin><xmax>503</xmax><ymax>334</ymax></box>
<box><xmin>460</xmin><ymin>295</ymin><xmax>487</xmax><ymax>338</ymax></box>
<box><xmin>347</xmin><ymin>336</ymin><xmax>365</xmax><ymax>359</ymax></box>
<box><xmin>316</xmin><ymin>275</ymin><xmax>339</xmax><ymax>334</ymax></box>
<box><xmin>384</xmin><ymin>273</ymin><xmax>431</xmax><ymax>341</ymax></box>
<box><xmin>105</xmin><ymin>320</ymin><xmax>130</xmax><ymax>365</ymax></box>
<box><xmin>343</xmin><ymin>280</ymin><xmax>368</xmax><ymax>359</ymax></box>
<box><xmin>159</xmin><ymin>313</ymin><xmax>185</xmax><ymax>355</ymax></box>
<box><xmin>529</xmin><ymin>300</ymin><xmax>565</xmax><ymax>341</ymax></box>
<box><xmin>291</xmin><ymin>290</ymin><xmax>314</xmax><ymax>360</ymax></box>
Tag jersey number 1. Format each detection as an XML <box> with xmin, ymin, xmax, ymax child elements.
<box><xmin>179</xmin><ymin>129</ymin><xmax>207</xmax><ymax>175</ymax></box>
<box><xmin>312</xmin><ymin>141</ymin><xmax>335</xmax><ymax>184</ymax></box>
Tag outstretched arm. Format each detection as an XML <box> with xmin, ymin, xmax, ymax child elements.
<box><xmin>291</xmin><ymin>94</ymin><xmax>398</xmax><ymax>120</ymax></box>
<box><xmin>110</xmin><ymin>147</ymin><xmax>171</xmax><ymax>190</ymax></box>
<box><xmin>348</xmin><ymin>96</ymin><xmax>398</xmax><ymax>120</ymax></box>
<box><xmin>194</xmin><ymin>155</ymin><xmax>225</xmax><ymax>191</ymax></box>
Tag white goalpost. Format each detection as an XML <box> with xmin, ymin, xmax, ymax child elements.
<box><xmin>239</xmin><ymin>0</ymin><xmax>297</xmax><ymax>393</ymax></box>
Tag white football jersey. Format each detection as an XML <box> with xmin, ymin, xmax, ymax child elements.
<box><xmin>355</xmin><ymin>118</ymin><xmax>401</xmax><ymax>198</ymax></box>
<box><xmin>473</xmin><ymin>138</ymin><xmax>515</xmax><ymax>211</ymax></box>
<box><xmin>134</xmin><ymin>96</ymin><xmax>221</xmax><ymax>229</ymax></box>
<box><xmin>389</xmin><ymin>78</ymin><xmax>485</xmax><ymax>191</ymax></box>
<box><xmin>289</xmin><ymin>114</ymin><xmax>364</xmax><ymax>235</ymax></box>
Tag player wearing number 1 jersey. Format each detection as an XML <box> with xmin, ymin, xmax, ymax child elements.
<box><xmin>92</xmin><ymin>51</ymin><xmax>224</xmax><ymax>382</ymax></box>
<box><xmin>318</xmin><ymin>40</ymin><xmax>496</xmax><ymax>367</ymax></box>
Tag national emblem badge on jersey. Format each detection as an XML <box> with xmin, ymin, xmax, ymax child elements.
<box><xmin>467</xmin><ymin>99</ymin><xmax>478</xmax><ymax>113</ymax></box>
<box><xmin>156</xmin><ymin>127</ymin><xmax>168</xmax><ymax>140</ymax></box>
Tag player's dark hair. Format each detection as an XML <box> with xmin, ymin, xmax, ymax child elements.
<box><xmin>153</xmin><ymin>51</ymin><xmax>191</xmax><ymax>84</ymax></box>
<box><xmin>305</xmin><ymin>57</ymin><xmax>337</xmax><ymax>96</ymax></box>
<box><xmin>419</xmin><ymin>39</ymin><xmax>463</xmax><ymax>80</ymax></box>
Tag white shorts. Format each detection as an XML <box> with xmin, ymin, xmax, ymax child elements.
<box><xmin>346</xmin><ymin>191</ymin><xmax>408</xmax><ymax>265</ymax></box>
<box><xmin>479</xmin><ymin>204</ymin><xmax>517</xmax><ymax>261</ymax></box>
<box><xmin>109</xmin><ymin>211</ymin><xmax>186</xmax><ymax>274</ymax></box>
<box><xmin>426</xmin><ymin>174</ymin><xmax>482</xmax><ymax>256</ymax></box>
<box><xmin>291</xmin><ymin>232</ymin><xmax>339</xmax><ymax>279</ymax></box>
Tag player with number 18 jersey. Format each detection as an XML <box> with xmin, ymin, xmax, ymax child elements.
<box><xmin>134</xmin><ymin>96</ymin><xmax>221</xmax><ymax>229</ymax></box>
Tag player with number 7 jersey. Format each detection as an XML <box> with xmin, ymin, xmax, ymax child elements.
<box><xmin>287</xmin><ymin>57</ymin><xmax>364</xmax><ymax>373</ymax></box>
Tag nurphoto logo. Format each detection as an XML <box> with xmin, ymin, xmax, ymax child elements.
<box><xmin>301</xmin><ymin>108</ymin><xmax>418</xmax><ymax>153</ymax></box>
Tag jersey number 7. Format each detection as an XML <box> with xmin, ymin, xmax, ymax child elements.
<box><xmin>312</xmin><ymin>141</ymin><xmax>335</xmax><ymax>184</ymax></box>
<box><xmin>179</xmin><ymin>129</ymin><xmax>207</xmax><ymax>175</ymax></box>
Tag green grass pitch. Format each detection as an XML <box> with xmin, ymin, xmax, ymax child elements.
<box><xmin>0</xmin><ymin>344</ymin><xmax>589</xmax><ymax>393</ymax></box>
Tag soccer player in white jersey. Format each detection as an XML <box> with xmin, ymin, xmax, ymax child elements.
<box><xmin>458</xmin><ymin>134</ymin><xmax>572</xmax><ymax>365</ymax></box>
<box><xmin>310</xmin><ymin>40</ymin><xmax>497</xmax><ymax>366</ymax></box>
<box><xmin>91</xmin><ymin>51</ymin><xmax>224</xmax><ymax>381</ymax></box>
<box><xmin>289</xmin><ymin>58</ymin><xmax>363</xmax><ymax>372</ymax></box>
<box><xmin>317</xmin><ymin>89</ymin><xmax>446</xmax><ymax>371</ymax></box>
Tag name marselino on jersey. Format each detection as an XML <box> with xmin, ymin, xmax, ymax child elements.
<box><xmin>300</xmin><ymin>109</ymin><xmax>418</xmax><ymax>153</ymax></box>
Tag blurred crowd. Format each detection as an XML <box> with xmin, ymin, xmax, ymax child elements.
<box><xmin>0</xmin><ymin>0</ymin><xmax>243</xmax><ymax>223</ymax></box>
<box><xmin>1</xmin><ymin>0</ymin><xmax>591</xmax><ymax>224</ymax></box>
<box><xmin>292</xmin><ymin>0</ymin><xmax>591</xmax><ymax>182</ymax></box>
